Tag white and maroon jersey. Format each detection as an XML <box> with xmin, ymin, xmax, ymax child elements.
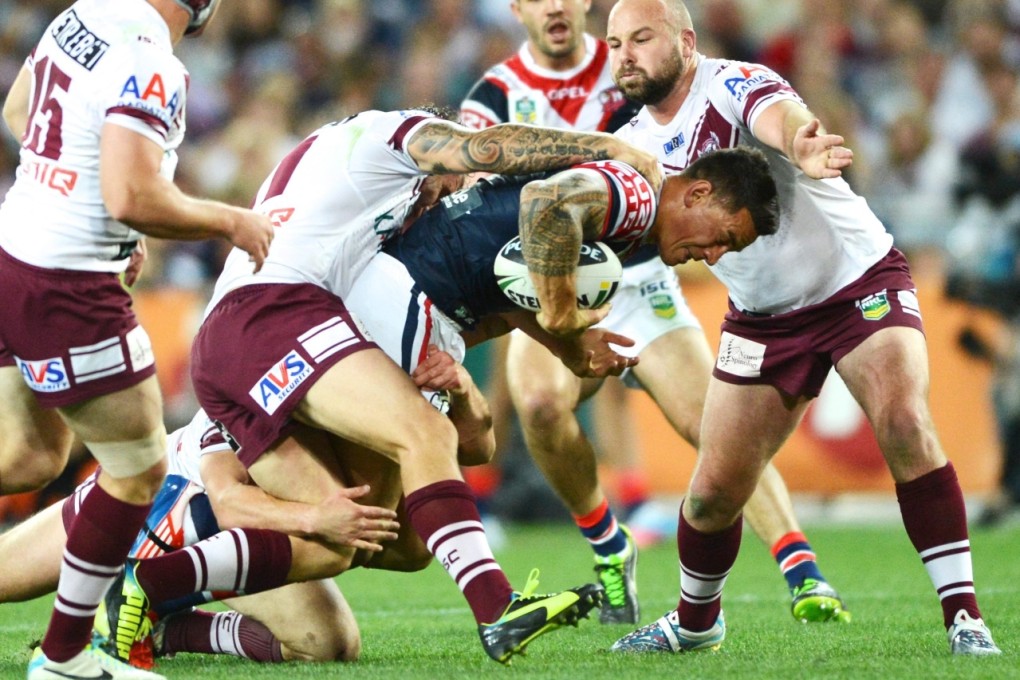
<box><xmin>205</xmin><ymin>110</ymin><xmax>436</xmax><ymax>313</ymax></box>
<box><xmin>615</xmin><ymin>56</ymin><xmax>894</xmax><ymax>315</ymax></box>
<box><xmin>164</xmin><ymin>408</ymin><xmax>233</xmax><ymax>487</ymax></box>
<box><xmin>460</xmin><ymin>34</ymin><xmax>638</xmax><ymax>133</ymax></box>
<box><xmin>0</xmin><ymin>0</ymin><xmax>188</xmax><ymax>272</ymax></box>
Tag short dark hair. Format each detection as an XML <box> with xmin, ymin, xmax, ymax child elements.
<box><xmin>684</xmin><ymin>147</ymin><xmax>780</xmax><ymax>236</ymax></box>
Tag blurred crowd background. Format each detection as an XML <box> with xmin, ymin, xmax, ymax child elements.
<box><xmin>1</xmin><ymin>0</ymin><xmax>1019</xmax><ymax>525</ymax></box>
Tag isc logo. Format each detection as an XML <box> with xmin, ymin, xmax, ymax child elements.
<box><xmin>16</xmin><ymin>356</ymin><xmax>70</xmax><ymax>392</ymax></box>
<box><xmin>248</xmin><ymin>350</ymin><xmax>314</xmax><ymax>415</ymax></box>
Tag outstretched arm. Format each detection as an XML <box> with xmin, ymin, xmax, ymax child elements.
<box><xmin>751</xmin><ymin>99</ymin><xmax>853</xmax><ymax>180</ymax></box>
<box><xmin>406</xmin><ymin>119</ymin><xmax>661</xmax><ymax>188</ymax></box>
<box><xmin>517</xmin><ymin>168</ymin><xmax>614</xmax><ymax>337</ymax></box>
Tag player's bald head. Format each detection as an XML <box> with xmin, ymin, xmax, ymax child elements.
<box><xmin>609</xmin><ymin>0</ymin><xmax>692</xmax><ymax>38</ymax></box>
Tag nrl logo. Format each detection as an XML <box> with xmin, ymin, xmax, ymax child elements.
<box><xmin>857</xmin><ymin>291</ymin><xmax>890</xmax><ymax>321</ymax></box>
<box><xmin>650</xmin><ymin>293</ymin><xmax>677</xmax><ymax>319</ymax></box>
<box><xmin>514</xmin><ymin>97</ymin><xmax>537</xmax><ymax>124</ymax></box>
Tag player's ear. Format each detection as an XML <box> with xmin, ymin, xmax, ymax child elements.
<box><xmin>683</xmin><ymin>179</ymin><xmax>712</xmax><ymax>207</ymax></box>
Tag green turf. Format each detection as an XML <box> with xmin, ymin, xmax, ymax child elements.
<box><xmin>2</xmin><ymin>522</ymin><xmax>1017</xmax><ymax>679</ymax></box>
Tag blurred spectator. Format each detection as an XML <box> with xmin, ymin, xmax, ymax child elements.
<box><xmin>930</xmin><ymin>3</ymin><xmax>1013</xmax><ymax>150</ymax></box>
<box><xmin>696</xmin><ymin>0</ymin><xmax>759</xmax><ymax>62</ymax></box>
<box><xmin>861</xmin><ymin>109</ymin><xmax>960</xmax><ymax>259</ymax></box>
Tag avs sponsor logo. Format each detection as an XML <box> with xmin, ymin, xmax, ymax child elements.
<box><xmin>856</xmin><ymin>291</ymin><xmax>890</xmax><ymax>321</ymax></box>
<box><xmin>723</xmin><ymin>65</ymin><xmax>774</xmax><ymax>101</ymax></box>
<box><xmin>51</xmin><ymin>9</ymin><xmax>109</xmax><ymax>70</ymax></box>
<box><xmin>249</xmin><ymin>350</ymin><xmax>314</xmax><ymax>415</ymax></box>
<box><xmin>16</xmin><ymin>356</ymin><xmax>70</xmax><ymax>393</ymax></box>
<box><xmin>662</xmin><ymin>133</ymin><xmax>685</xmax><ymax>156</ymax></box>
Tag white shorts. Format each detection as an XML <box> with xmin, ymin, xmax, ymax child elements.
<box><xmin>345</xmin><ymin>252</ymin><xmax>466</xmax><ymax>407</ymax></box>
<box><xmin>597</xmin><ymin>257</ymin><xmax>701</xmax><ymax>386</ymax></box>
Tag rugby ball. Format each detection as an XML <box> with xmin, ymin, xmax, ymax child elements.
<box><xmin>494</xmin><ymin>236</ymin><xmax>622</xmax><ymax>311</ymax></box>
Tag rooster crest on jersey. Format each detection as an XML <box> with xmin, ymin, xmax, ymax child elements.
<box><xmin>494</xmin><ymin>236</ymin><xmax>622</xmax><ymax>311</ymax></box>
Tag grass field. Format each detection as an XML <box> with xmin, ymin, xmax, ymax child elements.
<box><xmin>1</xmin><ymin>521</ymin><xmax>1017</xmax><ymax>679</ymax></box>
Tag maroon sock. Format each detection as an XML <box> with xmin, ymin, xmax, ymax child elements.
<box><xmin>676</xmin><ymin>506</ymin><xmax>742</xmax><ymax>632</ymax></box>
<box><xmin>135</xmin><ymin>529</ymin><xmax>292</xmax><ymax>606</ymax></box>
<box><xmin>160</xmin><ymin>609</ymin><xmax>284</xmax><ymax>662</ymax></box>
<box><xmin>405</xmin><ymin>480</ymin><xmax>513</xmax><ymax>623</ymax></box>
<box><xmin>41</xmin><ymin>484</ymin><xmax>151</xmax><ymax>662</ymax></box>
<box><xmin>896</xmin><ymin>462</ymin><xmax>981</xmax><ymax>627</ymax></box>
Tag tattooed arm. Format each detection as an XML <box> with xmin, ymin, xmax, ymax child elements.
<box><xmin>518</xmin><ymin>168</ymin><xmax>614</xmax><ymax>337</ymax></box>
<box><xmin>405</xmin><ymin>119</ymin><xmax>661</xmax><ymax>188</ymax></box>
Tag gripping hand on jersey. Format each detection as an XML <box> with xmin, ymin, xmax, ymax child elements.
<box><xmin>225</xmin><ymin>206</ymin><xmax>275</xmax><ymax>272</ymax></box>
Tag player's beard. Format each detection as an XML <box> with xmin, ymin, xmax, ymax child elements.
<box><xmin>616</xmin><ymin>46</ymin><xmax>686</xmax><ymax>106</ymax></box>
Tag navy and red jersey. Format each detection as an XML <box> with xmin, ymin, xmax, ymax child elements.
<box><xmin>382</xmin><ymin>162</ymin><xmax>656</xmax><ymax>330</ymax></box>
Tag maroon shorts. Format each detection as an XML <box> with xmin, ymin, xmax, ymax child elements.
<box><xmin>0</xmin><ymin>247</ymin><xmax>156</xmax><ymax>408</ymax></box>
<box><xmin>191</xmin><ymin>283</ymin><xmax>377</xmax><ymax>467</ymax></box>
<box><xmin>712</xmin><ymin>248</ymin><xmax>925</xmax><ymax>398</ymax></box>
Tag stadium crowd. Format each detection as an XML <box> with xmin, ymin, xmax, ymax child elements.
<box><xmin>1</xmin><ymin>0</ymin><xmax>1019</xmax><ymax>526</ymax></box>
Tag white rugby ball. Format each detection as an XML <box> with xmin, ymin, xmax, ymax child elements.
<box><xmin>494</xmin><ymin>236</ymin><xmax>622</xmax><ymax>311</ymax></box>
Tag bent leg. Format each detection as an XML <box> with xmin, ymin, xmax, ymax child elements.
<box><xmin>224</xmin><ymin>580</ymin><xmax>359</xmax><ymax>662</ymax></box>
<box><xmin>506</xmin><ymin>332</ymin><xmax>603</xmax><ymax>515</ymax></box>
<box><xmin>839</xmin><ymin>327</ymin><xmax>987</xmax><ymax>634</ymax></box>
<box><xmin>0</xmin><ymin>366</ymin><xmax>73</xmax><ymax>494</ymax></box>
<box><xmin>0</xmin><ymin>501</ymin><xmax>66</xmax><ymax>602</ymax></box>
<box><xmin>297</xmin><ymin>352</ymin><xmax>515</xmax><ymax>627</ymax></box>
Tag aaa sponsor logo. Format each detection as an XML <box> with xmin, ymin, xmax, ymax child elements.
<box><xmin>723</xmin><ymin>65</ymin><xmax>774</xmax><ymax>101</ymax></box>
<box><xmin>249</xmin><ymin>350</ymin><xmax>314</xmax><ymax>415</ymax></box>
<box><xmin>16</xmin><ymin>356</ymin><xmax>70</xmax><ymax>392</ymax></box>
<box><xmin>857</xmin><ymin>291</ymin><xmax>890</xmax><ymax>321</ymax></box>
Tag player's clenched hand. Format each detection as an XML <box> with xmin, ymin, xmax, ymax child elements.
<box><xmin>225</xmin><ymin>206</ymin><xmax>274</xmax><ymax>272</ymax></box>
<box><xmin>310</xmin><ymin>484</ymin><xmax>399</xmax><ymax>552</ymax></box>
<box><xmin>412</xmin><ymin>345</ymin><xmax>467</xmax><ymax>394</ymax></box>
<box><xmin>792</xmin><ymin>119</ymin><xmax>853</xmax><ymax>180</ymax></box>
<box><xmin>613</xmin><ymin>143</ymin><xmax>662</xmax><ymax>193</ymax></box>
<box><xmin>122</xmin><ymin>239</ymin><xmax>147</xmax><ymax>288</ymax></box>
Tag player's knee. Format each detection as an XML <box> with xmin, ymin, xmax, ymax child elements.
<box><xmin>395</xmin><ymin>409</ymin><xmax>458</xmax><ymax>463</ymax></box>
<box><xmin>514</xmin><ymin>386</ymin><xmax>575</xmax><ymax>432</ymax></box>
<box><xmin>86</xmin><ymin>426</ymin><xmax>167</xmax><ymax>503</ymax></box>
<box><xmin>282</xmin><ymin>616</ymin><xmax>361</xmax><ymax>662</ymax></box>
<box><xmin>872</xmin><ymin>399</ymin><xmax>931</xmax><ymax>447</ymax></box>
<box><xmin>0</xmin><ymin>433</ymin><xmax>73</xmax><ymax>493</ymax></box>
<box><xmin>0</xmin><ymin>451</ymin><xmax>64</xmax><ymax>493</ymax></box>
